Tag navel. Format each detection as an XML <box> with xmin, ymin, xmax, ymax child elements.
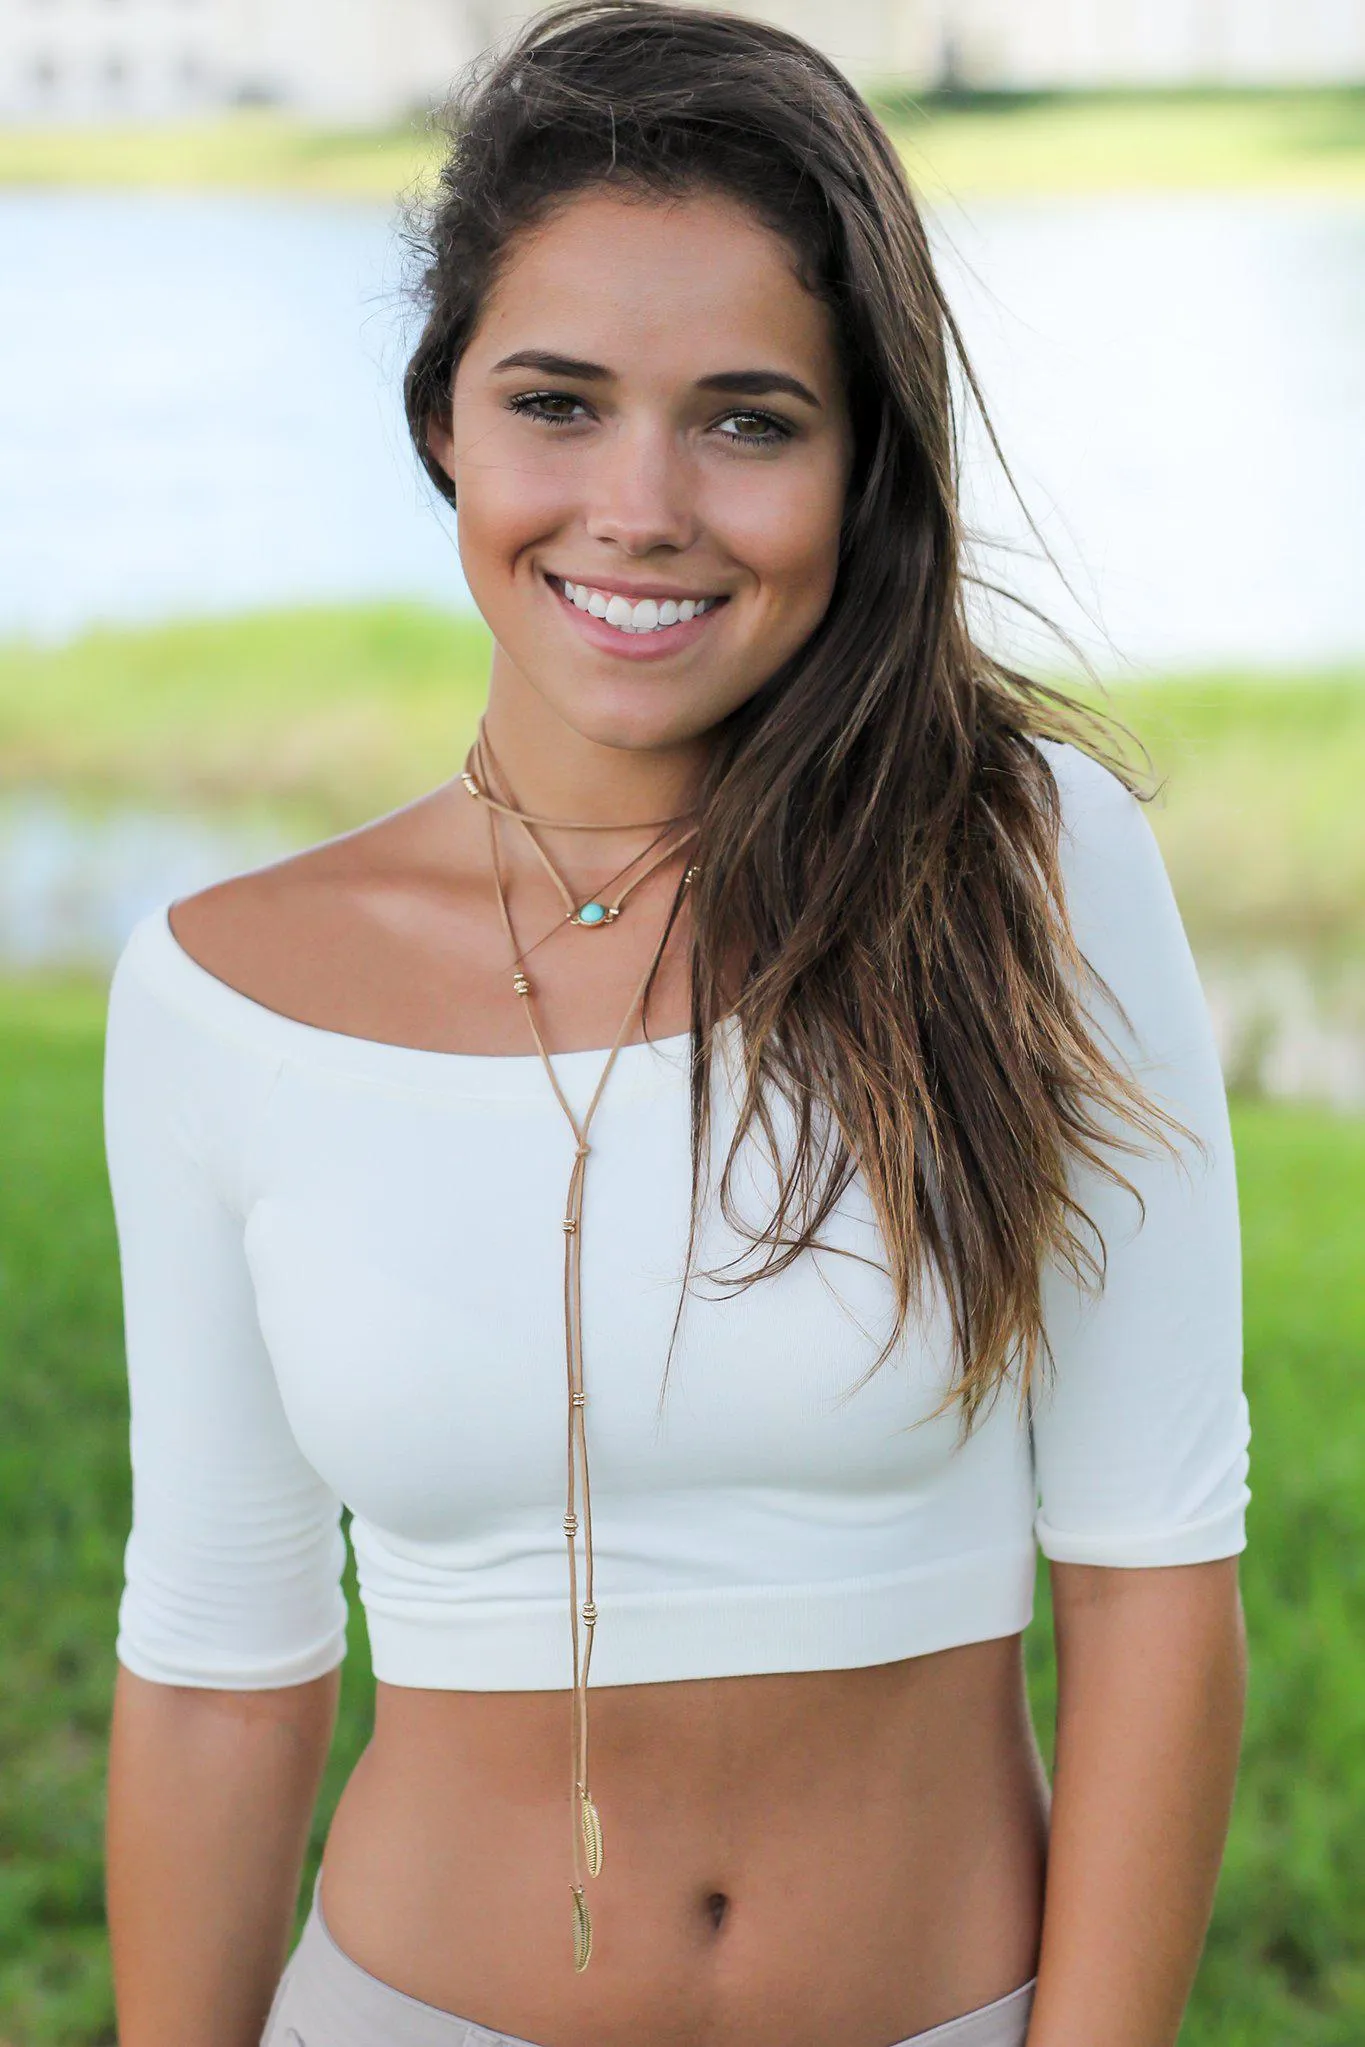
<box><xmin>705</xmin><ymin>1890</ymin><xmax>729</xmax><ymax>1933</ymax></box>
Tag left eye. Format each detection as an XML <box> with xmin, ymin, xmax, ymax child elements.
<box><xmin>715</xmin><ymin>411</ymin><xmax>791</xmax><ymax>444</ymax></box>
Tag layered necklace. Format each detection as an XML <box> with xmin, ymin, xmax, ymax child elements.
<box><xmin>460</xmin><ymin>722</ymin><xmax>700</xmax><ymax>1972</ymax></box>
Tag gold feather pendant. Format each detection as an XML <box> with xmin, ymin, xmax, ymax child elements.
<box><xmin>571</xmin><ymin>1885</ymin><xmax>593</xmax><ymax>1972</ymax></box>
<box><xmin>580</xmin><ymin>1792</ymin><xmax>604</xmax><ymax>1879</ymax></box>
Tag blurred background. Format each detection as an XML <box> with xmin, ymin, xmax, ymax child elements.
<box><xmin>0</xmin><ymin>3</ymin><xmax>1361</xmax><ymax>2042</ymax></box>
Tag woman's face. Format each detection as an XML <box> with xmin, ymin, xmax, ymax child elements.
<box><xmin>431</xmin><ymin>184</ymin><xmax>854</xmax><ymax>756</ymax></box>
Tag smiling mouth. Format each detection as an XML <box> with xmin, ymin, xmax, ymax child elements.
<box><xmin>548</xmin><ymin>574</ymin><xmax>725</xmax><ymax>636</ymax></box>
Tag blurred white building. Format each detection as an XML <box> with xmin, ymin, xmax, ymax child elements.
<box><xmin>885</xmin><ymin>0</ymin><xmax>1365</xmax><ymax>90</ymax></box>
<box><xmin>0</xmin><ymin>0</ymin><xmax>488</xmax><ymax>123</ymax></box>
<box><xmin>1</xmin><ymin>0</ymin><xmax>1363</xmax><ymax>123</ymax></box>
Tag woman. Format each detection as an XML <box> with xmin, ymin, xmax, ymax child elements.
<box><xmin>103</xmin><ymin>6</ymin><xmax>1249</xmax><ymax>2045</ymax></box>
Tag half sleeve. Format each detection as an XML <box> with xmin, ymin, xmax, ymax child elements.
<box><xmin>105</xmin><ymin>933</ymin><xmax>350</xmax><ymax>1687</ymax></box>
<box><xmin>1029</xmin><ymin>745</ymin><xmax>1250</xmax><ymax>1568</ymax></box>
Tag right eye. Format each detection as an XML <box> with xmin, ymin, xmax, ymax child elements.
<box><xmin>507</xmin><ymin>391</ymin><xmax>591</xmax><ymax>427</ymax></box>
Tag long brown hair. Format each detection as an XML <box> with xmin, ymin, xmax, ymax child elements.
<box><xmin>403</xmin><ymin>0</ymin><xmax>1193</xmax><ymax>1424</ymax></box>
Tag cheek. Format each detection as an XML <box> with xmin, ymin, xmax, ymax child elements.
<box><xmin>449</xmin><ymin>416</ymin><xmax>575</xmax><ymax>575</ymax></box>
<box><xmin>702</xmin><ymin>457</ymin><xmax>844</xmax><ymax>610</ymax></box>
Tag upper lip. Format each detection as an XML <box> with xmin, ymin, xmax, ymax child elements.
<box><xmin>547</xmin><ymin>570</ymin><xmax>727</xmax><ymax>603</ymax></box>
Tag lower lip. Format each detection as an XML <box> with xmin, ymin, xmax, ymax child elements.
<box><xmin>545</xmin><ymin>575</ymin><xmax>724</xmax><ymax>661</ymax></box>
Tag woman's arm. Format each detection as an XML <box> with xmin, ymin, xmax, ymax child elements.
<box><xmin>1026</xmin><ymin>1558</ymin><xmax>1247</xmax><ymax>2047</ymax></box>
<box><xmin>102</xmin><ymin>925</ymin><xmax>352</xmax><ymax>2039</ymax></box>
<box><xmin>107</xmin><ymin>1664</ymin><xmax>340</xmax><ymax>2047</ymax></box>
<box><xmin>1023</xmin><ymin>751</ymin><xmax>1251</xmax><ymax>2035</ymax></box>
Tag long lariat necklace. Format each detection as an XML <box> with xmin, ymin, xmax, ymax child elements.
<box><xmin>460</xmin><ymin>724</ymin><xmax>700</xmax><ymax>1972</ymax></box>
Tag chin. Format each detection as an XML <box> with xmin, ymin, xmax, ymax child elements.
<box><xmin>560</xmin><ymin>700</ymin><xmax>716</xmax><ymax>758</ymax></box>
<box><xmin>533</xmin><ymin>672</ymin><xmax>737</xmax><ymax>757</ymax></box>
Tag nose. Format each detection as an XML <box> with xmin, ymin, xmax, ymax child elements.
<box><xmin>582</xmin><ymin>417</ymin><xmax>698</xmax><ymax>558</ymax></box>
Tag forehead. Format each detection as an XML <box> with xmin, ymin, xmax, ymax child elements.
<box><xmin>468</xmin><ymin>185</ymin><xmax>842</xmax><ymax>390</ymax></box>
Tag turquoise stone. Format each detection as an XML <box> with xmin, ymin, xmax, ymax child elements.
<box><xmin>577</xmin><ymin>901</ymin><xmax>608</xmax><ymax>926</ymax></box>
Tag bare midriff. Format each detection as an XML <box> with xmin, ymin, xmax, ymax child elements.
<box><xmin>319</xmin><ymin>1636</ymin><xmax>1049</xmax><ymax>2047</ymax></box>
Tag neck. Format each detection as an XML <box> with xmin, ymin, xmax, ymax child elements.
<box><xmin>479</xmin><ymin>662</ymin><xmax>710</xmax><ymax>832</ymax></box>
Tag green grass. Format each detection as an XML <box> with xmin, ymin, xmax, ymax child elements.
<box><xmin>2</xmin><ymin>606</ymin><xmax>1362</xmax><ymax>955</ymax></box>
<box><xmin>0</xmin><ymin>109</ymin><xmax>437</xmax><ymax>205</ymax></box>
<box><xmin>890</xmin><ymin>85</ymin><xmax>1365</xmax><ymax>201</ymax></box>
<box><xmin>0</xmin><ymin>605</ymin><xmax>493</xmax><ymax>819</ymax></box>
<box><xmin>0</xmin><ymin>991</ymin><xmax>1362</xmax><ymax>2042</ymax></box>
<box><xmin>1085</xmin><ymin>670</ymin><xmax>1365</xmax><ymax>952</ymax></box>
<box><xmin>0</xmin><ymin>985</ymin><xmax>375</xmax><ymax>2046</ymax></box>
<box><xmin>3</xmin><ymin>89</ymin><xmax>1365</xmax><ymax>202</ymax></box>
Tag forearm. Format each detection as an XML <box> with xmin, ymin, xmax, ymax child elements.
<box><xmin>106</xmin><ymin>1663</ymin><xmax>341</xmax><ymax>2047</ymax></box>
<box><xmin>1026</xmin><ymin>1559</ymin><xmax>1247</xmax><ymax>2047</ymax></box>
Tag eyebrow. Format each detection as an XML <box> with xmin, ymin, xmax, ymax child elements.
<box><xmin>492</xmin><ymin>350</ymin><xmax>609</xmax><ymax>380</ymax></box>
<box><xmin>696</xmin><ymin>370</ymin><xmax>821</xmax><ymax>408</ymax></box>
<box><xmin>491</xmin><ymin>351</ymin><xmax>822</xmax><ymax>409</ymax></box>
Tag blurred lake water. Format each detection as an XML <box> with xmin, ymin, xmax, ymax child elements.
<box><xmin>1</xmin><ymin>186</ymin><xmax>1363</xmax><ymax>675</ymax></box>
<box><xmin>0</xmin><ymin>789</ymin><xmax>292</xmax><ymax>972</ymax></box>
<box><xmin>0</xmin><ymin>189</ymin><xmax>459</xmax><ymax>638</ymax></box>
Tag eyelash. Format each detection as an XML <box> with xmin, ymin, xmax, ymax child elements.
<box><xmin>507</xmin><ymin>392</ymin><xmax>584</xmax><ymax>428</ymax></box>
<box><xmin>506</xmin><ymin>391</ymin><xmax>795</xmax><ymax>447</ymax></box>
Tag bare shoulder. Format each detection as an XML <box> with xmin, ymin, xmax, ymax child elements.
<box><xmin>167</xmin><ymin>785</ymin><xmax>486</xmax><ymax>1038</ymax></box>
<box><xmin>169</xmin><ymin>832</ymin><xmax>366</xmax><ymax>994</ymax></box>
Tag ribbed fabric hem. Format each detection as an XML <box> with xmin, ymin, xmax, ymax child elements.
<box><xmin>1035</xmin><ymin>1495</ymin><xmax>1248</xmax><ymax>1568</ymax></box>
<box><xmin>114</xmin><ymin>1626</ymin><xmax>348</xmax><ymax>1691</ymax></box>
<box><xmin>364</xmin><ymin>1546</ymin><xmax>1039</xmax><ymax>1691</ymax></box>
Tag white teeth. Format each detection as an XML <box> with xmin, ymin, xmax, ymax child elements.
<box><xmin>558</xmin><ymin>578</ymin><xmax>716</xmax><ymax>633</ymax></box>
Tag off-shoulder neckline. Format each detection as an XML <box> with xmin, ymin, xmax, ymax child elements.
<box><xmin>126</xmin><ymin>904</ymin><xmax>697</xmax><ymax>1095</ymax></box>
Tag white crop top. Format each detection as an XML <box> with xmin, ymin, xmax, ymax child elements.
<box><xmin>106</xmin><ymin>740</ymin><xmax>1249</xmax><ymax>1695</ymax></box>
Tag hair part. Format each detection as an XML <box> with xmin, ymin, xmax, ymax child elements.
<box><xmin>404</xmin><ymin>0</ymin><xmax>1197</xmax><ymax>1426</ymax></box>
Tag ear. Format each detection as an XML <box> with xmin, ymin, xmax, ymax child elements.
<box><xmin>426</xmin><ymin>415</ymin><xmax>456</xmax><ymax>484</ymax></box>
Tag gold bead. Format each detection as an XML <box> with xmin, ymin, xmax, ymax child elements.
<box><xmin>513</xmin><ymin>972</ymin><xmax>531</xmax><ymax>996</ymax></box>
<box><xmin>570</xmin><ymin>1392</ymin><xmax>586</xmax><ymax>1408</ymax></box>
<box><xmin>581</xmin><ymin>1602</ymin><xmax>598</xmax><ymax>1625</ymax></box>
<box><xmin>460</xmin><ymin>771</ymin><xmax>480</xmax><ymax>798</ymax></box>
<box><xmin>562</xmin><ymin>1218</ymin><xmax>578</xmax><ymax>1234</ymax></box>
<box><xmin>563</xmin><ymin>1513</ymin><xmax>579</xmax><ymax>1536</ymax></box>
